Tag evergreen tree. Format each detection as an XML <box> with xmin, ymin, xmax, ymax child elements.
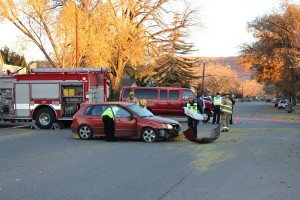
<box><xmin>152</xmin><ymin>14</ymin><xmax>199</xmax><ymax>87</ymax></box>
<box><xmin>0</xmin><ymin>46</ymin><xmax>27</xmax><ymax>67</ymax></box>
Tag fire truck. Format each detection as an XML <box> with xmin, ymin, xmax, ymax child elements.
<box><xmin>0</xmin><ymin>67</ymin><xmax>108</xmax><ymax>129</ymax></box>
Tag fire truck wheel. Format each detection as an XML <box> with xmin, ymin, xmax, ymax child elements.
<box><xmin>78</xmin><ymin>125</ymin><xmax>93</xmax><ymax>140</ymax></box>
<box><xmin>35</xmin><ymin>108</ymin><xmax>56</xmax><ymax>129</ymax></box>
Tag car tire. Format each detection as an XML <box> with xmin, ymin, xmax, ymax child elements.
<box><xmin>35</xmin><ymin>108</ymin><xmax>56</xmax><ymax>129</ymax></box>
<box><xmin>78</xmin><ymin>125</ymin><xmax>93</xmax><ymax>140</ymax></box>
<box><xmin>202</xmin><ymin>110</ymin><xmax>211</xmax><ymax>123</ymax></box>
<box><xmin>141</xmin><ymin>127</ymin><xmax>158</xmax><ymax>143</ymax></box>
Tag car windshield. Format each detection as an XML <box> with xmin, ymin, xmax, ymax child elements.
<box><xmin>280</xmin><ymin>101</ymin><xmax>286</xmax><ymax>104</ymax></box>
<box><xmin>127</xmin><ymin>104</ymin><xmax>154</xmax><ymax>118</ymax></box>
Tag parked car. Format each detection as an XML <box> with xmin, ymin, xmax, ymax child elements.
<box><xmin>119</xmin><ymin>87</ymin><xmax>213</xmax><ymax>123</ymax></box>
<box><xmin>71</xmin><ymin>102</ymin><xmax>181</xmax><ymax>143</ymax></box>
<box><xmin>266</xmin><ymin>98</ymin><xmax>271</xmax><ymax>102</ymax></box>
<box><xmin>274</xmin><ymin>98</ymin><xmax>282</xmax><ymax>108</ymax></box>
<box><xmin>277</xmin><ymin>100</ymin><xmax>288</xmax><ymax>109</ymax></box>
<box><xmin>204</xmin><ymin>96</ymin><xmax>213</xmax><ymax>103</ymax></box>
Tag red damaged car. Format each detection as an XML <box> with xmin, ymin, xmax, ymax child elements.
<box><xmin>71</xmin><ymin>102</ymin><xmax>181</xmax><ymax>143</ymax></box>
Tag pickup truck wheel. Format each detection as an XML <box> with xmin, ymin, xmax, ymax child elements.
<box><xmin>202</xmin><ymin>110</ymin><xmax>211</xmax><ymax>123</ymax></box>
<box><xmin>141</xmin><ymin>127</ymin><xmax>157</xmax><ymax>143</ymax></box>
<box><xmin>78</xmin><ymin>125</ymin><xmax>93</xmax><ymax>140</ymax></box>
<box><xmin>35</xmin><ymin>108</ymin><xmax>55</xmax><ymax>129</ymax></box>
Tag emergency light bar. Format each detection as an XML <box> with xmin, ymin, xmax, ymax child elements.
<box><xmin>30</xmin><ymin>67</ymin><xmax>109</xmax><ymax>73</ymax></box>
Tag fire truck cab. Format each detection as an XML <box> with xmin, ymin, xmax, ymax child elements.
<box><xmin>0</xmin><ymin>68</ymin><xmax>108</xmax><ymax>129</ymax></box>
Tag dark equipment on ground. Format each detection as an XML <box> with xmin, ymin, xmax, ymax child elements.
<box><xmin>183</xmin><ymin>124</ymin><xmax>221</xmax><ymax>144</ymax></box>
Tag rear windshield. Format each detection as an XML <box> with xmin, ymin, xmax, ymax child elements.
<box><xmin>127</xmin><ymin>104</ymin><xmax>154</xmax><ymax>118</ymax></box>
<box><xmin>84</xmin><ymin>105</ymin><xmax>109</xmax><ymax>116</ymax></box>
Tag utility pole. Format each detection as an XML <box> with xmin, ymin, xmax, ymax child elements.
<box><xmin>201</xmin><ymin>61</ymin><xmax>206</xmax><ymax>94</ymax></box>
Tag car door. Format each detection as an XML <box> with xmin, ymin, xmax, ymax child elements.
<box><xmin>112</xmin><ymin>105</ymin><xmax>137</xmax><ymax>137</ymax></box>
<box><xmin>86</xmin><ymin>105</ymin><xmax>106</xmax><ymax>136</ymax></box>
<box><xmin>156</xmin><ymin>89</ymin><xmax>168</xmax><ymax>114</ymax></box>
<box><xmin>167</xmin><ymin>89</ymin><xmax>181</xmax><ymax>115</ymax></box>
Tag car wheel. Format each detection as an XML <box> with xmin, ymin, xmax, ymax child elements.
<box><xmin>141</xmin><ymin>127</ymin><xmax>158</xmax><ymax>143</ymax></box>
<box><xmin>35</xmin><ymin>108</ymin><xmax>56</xmax><ymax>129</ymax></box>
<box><xmin>78</xmin><ymin>125</ymin><xmax>93</xmax><ymax>140</ymax></box>
<box><xmin>202</xmin><ymin>110</ymin><xmax>211</xmax><ymax>123</ymax></box>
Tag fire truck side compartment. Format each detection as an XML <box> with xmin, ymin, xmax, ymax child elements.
<box><xmin>15</xmin><ymin>84</ymin><xmax>30</xmax><ymax>117</ymax></box>
<box><xmin>0</xmin><ymin>79</ymin><xmax>14</xmax><ymax>119</ymax></box>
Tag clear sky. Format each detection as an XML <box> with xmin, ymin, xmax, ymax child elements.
<box><xmin>189</xmin><ymin>0</ymin><xmax>288</xmax><ymax>57</ymax></box>
<box><xmin>0</xmin><ymin>0</ymin><xmax>298</xmax><ymax>60</ymax></box>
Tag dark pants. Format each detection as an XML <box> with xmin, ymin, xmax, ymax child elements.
<box><xmin>230</xmin><ymin>107</ymin><xmax>233</xmax><ymax>124</ymax></box>
<box><xmin>187</xmin><ymin>116</ymin><xmax>199</xmax><ymax>138</ymax></box>
<box><xmin>213</xmin><ymin>106</ymin><xmax>221</xmax><ymax>124</ymax></box>
<box><xmin>102</xmin><ymin>115</ymin><xmax>115</xmax><ymax>141</ymax></box>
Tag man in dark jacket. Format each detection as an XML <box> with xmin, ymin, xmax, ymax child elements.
<box><xmin>196</xmin><ymin>94</ymin><xmax>204</xmax><ymax>114</ymax></box>
<box><xmin>229</xmin><ymin>94</ymin><xmax>235</xmax><ymax>124</ymax></box>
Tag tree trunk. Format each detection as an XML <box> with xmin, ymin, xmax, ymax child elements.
<box><xmin>292</xmin><ymin>91</ymin><xmax>297</xmax><ymax>106</ymax></box>
<box><xmin>108</xmin><ymin>74</ymin><xmax>122</xmax><ymax>101</ymax></box>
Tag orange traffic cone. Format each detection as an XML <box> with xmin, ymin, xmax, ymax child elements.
<box><xmin>235</xmin><ymin>115</ymin><xmax>240</xmax><ymax>122</ymax></box>
<box><xmin>253</xmin><ymin>115</ymin><xmax>258</xmax><ymax>122</ymax></box>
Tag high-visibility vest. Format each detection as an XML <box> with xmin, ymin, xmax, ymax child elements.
<box><xmin>187</xmin><ymin>102</ymin><xmax>198</xmax><ymax>113</ymax></box>
<box><xmin>102</xmin><ymin>107</ymin><xmax>114</xmax><ymax>120</ymax></box>
<box><xmin>214</xmin><ymin>96</ymin><xmax>222</xmax><ymax>106</ymax></box>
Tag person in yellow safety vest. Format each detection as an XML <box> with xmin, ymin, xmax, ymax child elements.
<box><xmin>220</xmin><ymin>93</ymin><xmax>233</xmax><ymax>132</ymax></box>
<box><xmin>185</xmin><ymin>96</ymin><xmax>199</xmax><ymax>137</ymax></box>
<box><xmin>213</xmin><ymin>92</ymin><xmax>222</xmax><ymax>124</ymax></box>
<box><xmin>102</xmin><ymin>106</ymin><xmax>119</xmax><ymax>142</ymax></box>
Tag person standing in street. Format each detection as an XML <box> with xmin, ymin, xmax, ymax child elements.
<box><xmin>220</xmin><ymin>93</ymin><xmax>233</xmax><ymax>132</ymax></box>
<box><xmin>229</xmin><ymin>94</ymin><xmax>235</xmax><ymax>124</ymax></box>
<box><xmin>196</xmin><ymin>94</ymin><xmax>204</xmax><ymax>114</ymax></box>
<box><xmin>102</xmin><ymin>106</ymin><xmax>118</xmax><ymax>142</ymax></box>
<box><xmin>212</xmin><ymin>92</ymin><xmax>222</xmax><ymax>124</ymax></box>
<box><xmin>126</xmin><ymin>91</ymin><xmax>139</xmax><ymax>104</ymax></box>
<box><xmin>196</xmin><ymin>94</ymin><xmax>204</xmax><ymax>124</ymax></box>
<box><xmin>186</xmin><ymin>96</ymin><xmax>199</xmax><ymax>137</ymax></box>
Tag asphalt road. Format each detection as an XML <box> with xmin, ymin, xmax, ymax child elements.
<box><xmin>0</xmin><ymin>101</ymin><xmax>299</xmax><ymax>200</ymax></box>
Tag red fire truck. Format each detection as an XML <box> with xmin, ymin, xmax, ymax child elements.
<box><xmin>0</xmin><ymin>68</ymin><xmax>108</xmax><ymax>129</ymax></box>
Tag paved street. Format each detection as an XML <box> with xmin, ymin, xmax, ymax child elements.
<box><xmin>0</xmin><ymin>101</ymin><xmax>299</xmax><ymax>200</ymax></box>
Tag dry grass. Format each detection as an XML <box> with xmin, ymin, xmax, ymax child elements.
<box><xmin>277</xmin><ymin>105</ymin><xmax>300</xmax><ymax>121</ymax></box>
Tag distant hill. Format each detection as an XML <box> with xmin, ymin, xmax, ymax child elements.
<box><xmin>195</xmin><ymin>56</ymin><xmax>252</xmax><ymax>80</ymax></box>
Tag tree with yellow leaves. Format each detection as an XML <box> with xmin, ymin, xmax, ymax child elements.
<box><xmin>238</xmin><ymin>3</ymin><xmax>300</xmax><ymax>104</ymax></box>
<box><xmin>0</xmin><ymin>0</ymin><xmax>199</xmax><ymax>100</ymax></box>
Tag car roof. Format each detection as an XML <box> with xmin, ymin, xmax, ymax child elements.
<box><xmin>82</xmin><ymin>102</ymin><xmax>133</xmax><ymax>106</ymax></box>
<box><xmin>121</xmin><ymin>86</ymin><xmax>192</xmax><ymax>90</ymax></box>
